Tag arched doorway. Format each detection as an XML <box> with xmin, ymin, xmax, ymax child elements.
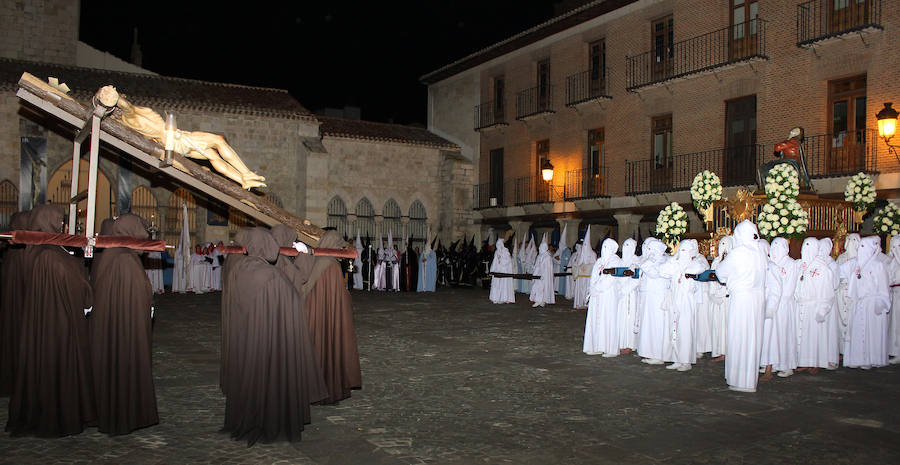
<box><xmin>47</xmin><ymin>159</ymin><xmax>115</xmax><ymax>233</ymax></box>
<box><xmin>164</xmin><ymin>188</ymin><xmax>197</xmax><ymax>246</ymax></box>
<box><xmin>131</xmin><ymin>185</ymin><xmax>159</xmax><ymax>228</ymax></box>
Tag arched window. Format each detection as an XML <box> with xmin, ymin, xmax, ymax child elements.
<box><xmin>164</xmin><ymin>188</ymin><xmax>197</xmax><ymax>246</ymax></box>
<box><xmin>326</xmin><ymin>195</ymin><xmax>348</xmax><ymax>239</ymax></box>
<box><xmin>352</xmin><ymin>197</ymin><xmax>375</xmax><ymax>242</ymax></box>
<box><xmin>131</xmin><ymin>185</ymin><xmax>158</xmax><ymax>227</ymax></box>
<box><xmin>382</xmin><ymin>199</ymin><xmax>402</xmax><ymax>245</ymax></box>
<box><xmin>48</xmin><ymin>159</ymin><xmax>114</xmax><ymax>233</ymax></box>
<box><xmin>0</xmin><ymin>180</ymin><xmax>18</xmax><ymax>231</ymax></box>
<box><xmin>408</xmin><ymin>200</ymin><xmax>427</xmax><ymax>250</ymax></box>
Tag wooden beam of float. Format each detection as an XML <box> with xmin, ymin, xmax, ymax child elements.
<box><xmin>16</xmin><ymin>72</ymin><xmax>325</xmax><ymax>247</ymax></box>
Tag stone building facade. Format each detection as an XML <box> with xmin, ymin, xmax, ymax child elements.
<box><xmin>0</xmin><ymin>0</ymin><xmax>472</xmax><ymax>248</ymax></box>
<box><xmin>423</xmin><ymin>0</ymin><xmax>900</xmax><ymax>246</ymax></box>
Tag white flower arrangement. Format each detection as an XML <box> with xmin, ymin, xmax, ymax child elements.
<box><xmin>843</xmin><ymin>172</ymin><xmax>876</xmax><ymax>212</ymax></box>
<box><xmin>757</xmin><ymin>164</ymin><xmax>807</xmax><ymax>239</ymax></box>
<box><xmin>873</xmin><ymin>202</ymin><xmax>900</xmax><ymax>237</ymax></box>
<box><xmin>690</xmin><ymin>170</ymin><xmax>723</xmax><ymax>210</ymax></box>
<box><xmin>655</xmin><ymin>202</ymin><xmax>688</xmax><ymax>242</ymax></box>
<box><xmin>757</xmin><ymin>197</ymin><xmax>809</xmax><ymax>240</ymax></box>
<box><xmin>764</xmin><ymin>164</ymin><xmax>800</xmax><ymax>200</ymax></box>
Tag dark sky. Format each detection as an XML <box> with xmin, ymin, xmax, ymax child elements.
<box><xmin>79</xmin><ymin>1</ymin><xmax>565</xmax><ymax>125</ymax></box>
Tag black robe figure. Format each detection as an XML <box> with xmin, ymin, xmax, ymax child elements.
<box><xmin>402</xmin><ymin>244</ymin><xmax>418</xmax><ymax>292</ymax></box>
<box><xmin>222</xmin><ymin>228</ymin><xmax>326</xmax><ymax>445</ymax></box>
<box><xmin>7</xmin><ymin>204</ymin><xmax>96</xmax><ymax>437</ymax></box>
<box><xmin>361</xmin><ymin>240</ymin><xmax>375</xmax><ymax>291</ymax></box>
<box><xmin>89</xmin><ymin>214</ymin><xmax>158</xmax><ymax>435</ymax></box>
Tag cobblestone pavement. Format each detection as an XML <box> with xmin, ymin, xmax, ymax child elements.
<box><xmin>2</xmin><ymin>287</ymin><xmax>900</xmax><ymax>464</ymax></box>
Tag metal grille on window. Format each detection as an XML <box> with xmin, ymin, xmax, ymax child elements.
<box><xmin>382</xmin><ymin>199</ymin><xmax>402</xmax><ymax>245</ymax></box>
<box><xmin>408</xmin><ymin>200</ymin><xmax>427</xmax><ymax>250</ymax></box>
<box><xmin>164</xmin><ymin>187</ymin><xmax>197</xmax><ymax>246</ymax></box>
<box><xmin>130</xmin><ymin>185</ymin><xmax>159</xmax><ymax>229</ymax></box>
<box><xmin>0</xmin><ymin>180</ymin><xmax>18</xmax><ymax>231</ymax></box>
<box><xmin>227</xmin><ymin>207</ymin><xmax>257</xmax><ymax>238</ymax></box>
<box><xmin>352</xmin><ymin>198</ymin><xmax>376</xmax><ymax>242</ymax></box>
<box><xmin>326</xmin><ymin>195</ymin><xmax>348</xmax><ymax>239</ymax></box>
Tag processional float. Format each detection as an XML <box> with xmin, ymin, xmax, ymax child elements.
<box><xmin>5</xmin><ymin>72</ymin><xmax>354</xmax><ymax>259</ymax></box>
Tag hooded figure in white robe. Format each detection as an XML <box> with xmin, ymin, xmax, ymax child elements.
<box><xmin>841</xmin><ymin>235</ymin><xmax>891</xmax><ymax>368</ymax></box>
<box><xmin>516</xmin><ymin>236</ymin><xmax>528</xmax><ymax>294</ymax></box>
<box><xmin>637</xmin><ymin>238</ymin><xmax>671</xmax><ymax>364</ymax></box>
<box><xmin>374</xmin><ymin>234</ymin><xmax>386</xmax><ymax>291</ymax></box>
<box><xmin>836</xmin><ymin>233</ymin><xmax>860</xmax><ymax>354</ymax></box>
<box><xmin>172</xmin><ymin>203</ymin><xmax>192</xmax><ymax>293</ymax></box>
<box><xmin>795</xmin><ymin>237</ymin><xmax>836</xmax><ymax>371</ymax></box>
<box><xmin>489</xmin><ymin>239</ymin><xmax>515</xmax><ymax>304</ymax></box>
<box><xmin>529</xmin><ymin>236</ymin><xmax>555</xmax><ymax>307</ymax></box>
<box><xmin>818</xmin><ymin>237</ymin><xmax>842</xmax><ymax>368</ymax></box>
<box><xmin>555</xmin><ymin>224</ymin><xmax>571</xmax><ymax>297</ymax></box>
<box><xmin>709</xmin><ymin>236</ymin><xmax>733</xmax><ymax>359</ymax></box>
<box><xmin>353</xmin><ymin>230</ymin><xmax>364</xmax><ymax>290</ymax></box>
<box><xmin>618</xmin><ymin>238</ymin><xmax>641</xmax><ymax>352</ymax></box>
<box><xmin>760</xmin><ymin>237</ymin><xmax>799</xmax><ymax>378</ymax></box>
<box><xmin>888</xmin><ymin>235</ymin><xmax>900</xmax><ymax>362</ymax></box>
<box><xmin>715</xmin><ymin>220</ymin><xmax>766</xmax><ymax>392</ymax></box>
<box><xmin>387</xmin><ymin>230</ymin><xmax>400</xmax><ymax>291</ymax></box>
<box><xmin>523</xmin><ymin>236</ymin><xmax>537</xmax><ymax>295</ymax></box>
<box><xmin>690</xmin><ymin>243</ymin><xmax>711</xmax><ymax>358</ymax></box>
<box><xmin>190</xmin><ymin>245</ymin><xmax>211</xmax><ymax>294</ymax></box>
<box><xmin>566</xmin><ymin>242</ymin><xmax>580</xmax><ymax>300</ymax></box>
<box><xmin>659</xmin><ymin>239</ymin><xmax>706</xmax><ymax>370</ymax></box>
<box><xmin>574</xmin><ymin>226</ymin><xmax>596</xmax><ymax>309</ymax></box>
<box><xmin>583</xmin><ymin>238</ymin><xmax>621</xmax><ymax>356</ymax></box>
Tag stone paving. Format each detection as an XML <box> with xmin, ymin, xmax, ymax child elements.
<box><xmin>2</xmin><ymin>287</ymin><xmax>900</xmax><ymax>464</ymax></box>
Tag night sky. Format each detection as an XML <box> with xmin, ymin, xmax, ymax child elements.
<box><xmin>78</xmin><ymin>1</ymin><xmax>565</xmax><ymax>125</ymax></box>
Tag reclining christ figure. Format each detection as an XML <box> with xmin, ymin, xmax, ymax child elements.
<box><xmin>116</xmin><ymin>97</ymin><xmax>266</xmax><ymax>190</ymax></box>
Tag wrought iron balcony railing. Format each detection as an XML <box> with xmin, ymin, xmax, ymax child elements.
<box><xmin>797</xmin><ymin>0</ymin><xmax>882</xmax><ymax>47</ymax></box>
<box><xmin>474</xmin><ymin>100</ymin><xmax>508</xmax><ymax>130</ymax></box>
<box><xmin>626</xmin><ymin>19</ymin><xmax>767</xmax><ymax>91</ymax></box>
<box><xmin>625</xmin><ymin>145</ymin><xmax>766</xmax><ymax>195</ymax></box>
<box><xmin>473</xmin><ymin>182</ymin><xmax>506</xmax><ymax>210</ymax></box>
<box><xmin>565</xmin><ymin>69</ymin><xmax>611</xmax><ymax>106</ymax></box>
<box><xmin>515</xmin><ymin>85</ymin><xmax>554</xmax><ymax>120</ymax></box>
<box><xmin>564</xmin><ymin>167</ymin><xmax>609</xmax><ymax>200</ymax></box>
<box><xmin>799</xmin><ymin>129</ymin><xmax>880</xmax><ymax>178</ymax></box>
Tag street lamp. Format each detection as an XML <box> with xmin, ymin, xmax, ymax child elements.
<box><xmin>541</xmin><ymin>159</ymin><xmax>554</xmax><ymax>182</ymax></box>
<box><xmin>876</xmin><ymin>102</ymin><xmax>899</xmax><ymax>158</ymax></box>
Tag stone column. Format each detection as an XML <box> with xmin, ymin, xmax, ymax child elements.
<box><xmin>556</xmin><ymin>218</ymin><xmax>581</xmax><ymax>248</ymax></box>
<box><xmin>613</xmin><ymin>213</ymin><xmax>644</xmax><ymax>243</ymax></box>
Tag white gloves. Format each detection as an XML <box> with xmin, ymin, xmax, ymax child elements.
<box><xmin>292</xmin><ymin>241</ymin><xmax>310</xmax><ymax>254</ymax></box>
<box><xmin>151</xmin><ymin>306</ymin><xmax>155</xmax><ymax>319</ymax></box>
<box><xmin>84</xmin><ymin>306</ymin><xmax>92</xmax><ymax>316</ymax></box>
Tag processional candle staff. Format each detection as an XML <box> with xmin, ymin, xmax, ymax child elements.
<box><xmin>161</xmin><ymin>111</ymin><xmax>176</xmax><ymax>168</ymax></box>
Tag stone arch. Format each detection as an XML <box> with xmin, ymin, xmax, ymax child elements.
<box><xmin>408</xmin><ymin>200</ymin><xmax>427</xmax><ymax>249</ymax></box>
<box><xmin>164</xmin><ymin>187</ymin><xmax>197</xmax><ymax>246</ymax></box>
<box><xmin>382</xmin><ymin>198</ymin><xmax>402</xmax><ymax>245</ymax></box>
<box><xmin>47</xmin><ymin>159</ymin><xmax>115</xmax><ymax>232</ymax></box>
<box><xmin>352</xmin><ymin>197</ymin><xmax>376</xmax><ymax>242</ymax></box>
<box><xmin>326</xmin><ymin>195</ymin><xmax>349</xmax><ymax>239</ymax></box>
<box><xmin>130</xmin><ymin>185</ymin><xmax>159</xmax><ymax>226</ymax></box>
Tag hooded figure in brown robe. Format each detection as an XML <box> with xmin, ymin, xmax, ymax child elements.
<box><xmin>1</xmin><ymin>211</ymin><xmax>31</xmax><ymax>396</ymax></box>
<box><xmin>6</xmin><ymin>204</ymin><xmax>96</xmax><ymax>437</ymax></box>
<box><xmin>219</xmin><ymin>227</ymin><xmax>249</xmax><ymax>396</ymax></box>
<box><xmin>89</xmin><ymin>214</ymin><xmax>158</xmax><ymax>435</ymax></box>
<box><xmin>302</xmin><ymin>230</ymin><xmax>362</xmax><ymax>404</ymax></box>
<box><xmin>270</xmin><ymin>224</ymin><xmax>312</xmax><ymax>289</ymax></box>
<box><xmin>222</xmin><ymin>227</ymin><xmax>325</xmax><ymax>445</ymax></box>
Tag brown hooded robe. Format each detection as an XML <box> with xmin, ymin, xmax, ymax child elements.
<box><xmin>302</xmin><ymin>231</ymin><xmax>362</xmax><ymax>404</ymax></box>
<box><xmin>222</xmin><ymin>228</ymin><xmax>325</xmax><ymax>445</ymax></box>
<box><xmin>90</xmin><ymin>214</ymin><xmax>158</xmax><ymax>435</ymax></box>
<box><xmin>219</xmin><ymin>227</ymin><xmax>249</xmax><ymax>397</ymax></box>
<box><xmin>6</xmin><ymin>204</ymin><xmax>96</xmax><ymax>437</ymax></box>
<box><xmin>0</xmin><ymin>211</ymin><xmax>31</xmax><ymax>396</ymax></box>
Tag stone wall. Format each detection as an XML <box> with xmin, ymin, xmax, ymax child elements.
<box><xmin>0</xmin><ymin>0</ymin><xmax>78</xmax><ymax>65</ymax></box>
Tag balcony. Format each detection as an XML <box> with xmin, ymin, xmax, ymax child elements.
<box><xmin>797</xmin><ymin>0</ymin><xmax>882</xmax><ymax>47</ymax></box>
<box><xmin>625</xmin><ymin>145</ymin><xmax>766</xmax><ymax>195</ymax></box>
<box><xmin>474</xmin><ymin>100</ymin><xmax>508</xmax><ymax>131</ymax></box>
<box><xmin>473</xmin><ymin>182</ymin><xmax>505</xmax><ymax>210</ymax></box>
<box><xmin>515</xmin><ymin>86</ymin><xmax>555</xmax><ymax>120</ymax></box>
<box><xmin>564</xmin><ymin>168</ymin><xmax>609</xmax><ymax>199</ymax></box>
<box><xmin>626</xmin><ymin>19</ymin><xmax>767</xmax><ymax>91</ymax></box>
<box><xmin>565</xmin><ymin>69</ymin><xmax>611</xmax><ymax>106</ymax></box>
<box><xmin>801</xmin><ymin>129</ymin><xmax>880</xmax><ymax>178</ymax></box>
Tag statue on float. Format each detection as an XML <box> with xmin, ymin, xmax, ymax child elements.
<box><xmin>757</xmin><ymin>127</ymin><xmax>814</xmax><ymax>193</ymax></box>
